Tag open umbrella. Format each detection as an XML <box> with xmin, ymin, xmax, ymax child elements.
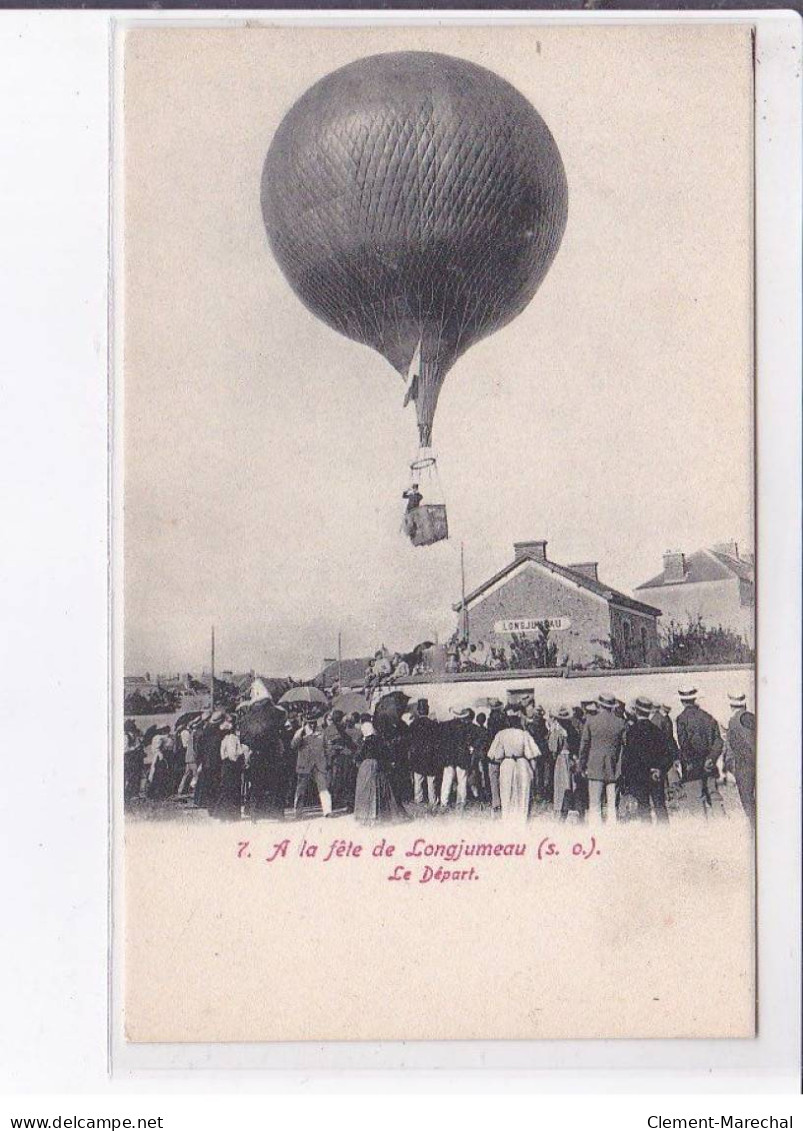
<box><xmin>278</xmin><ymin>685</ymin><xmax>329</xmax><ymax>707</ymax></box>
<box><xmin>174</xmin><ymin>711</ymin><xmax>203</xmax><ymax>731</ymax></box>
<box><xmin>331</xmin><ymin>690</ymin><xmax>369</xmax><ymax>715</ymax></box>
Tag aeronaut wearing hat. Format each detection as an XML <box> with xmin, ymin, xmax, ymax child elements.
<box><xmin>578</xmin><ymin>693</ymin><xmax>626</xmax><ymax>824</ymax></box>
<box><xmin>676</xmin><ymin>688</ymin><xmax>725</xmax><ymax>817</ymax></box>
<box><xmin>619</xmin><ymin>698</ymin><xmax>675</xmax><ymax>822</ymax></box>
<box><xmin>723</xmin><ymin>692</ymin><xmax>755</xmax><ymax>824</ymax></box>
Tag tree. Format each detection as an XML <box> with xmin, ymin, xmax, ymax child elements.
<box><xmin>658</xmin><ymin>616</ymin><xmax>754</xmax><ymax>667</ymax></box>
<box><xmin>211</xmin><ymin>676</ymin><xmax>239</xmax><ymax>710</ymax></box>
<box><xmin>123</xmin><ymin>686</ymin><xmax>180</xmax><ymax>715</ymax></box>
<box><xmin>504</xmin><ymin>623</ymin><xmax>560</xmax><ymax>670</ymax></box>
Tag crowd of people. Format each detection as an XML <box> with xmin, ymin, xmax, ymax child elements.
<box><xmin>123</xmin><ymin>685</ymin><xmax>755</xmax><ymax>827</ymax></box>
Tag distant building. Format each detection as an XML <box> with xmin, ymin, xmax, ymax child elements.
<box><xmin>315</xmin><ymin>656</ymin><xmax>375</xmax><ymax>690</ymax></box>
<box><xmin>634</xmin><ymin>541</ymin><xmax>754</xmax><ymax>646</ymax></box>
<box><xmin>456</xmin><ymin>540</ymin><xmax>661</xmax><ymax>669</ymax></box>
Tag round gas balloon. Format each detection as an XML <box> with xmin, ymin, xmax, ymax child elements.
<box><xmin>261</xmin><ymin>50</ymin><xmax>568</xmax><ymax>448</ymax></box>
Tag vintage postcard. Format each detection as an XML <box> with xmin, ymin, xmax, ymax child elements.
<box><xmin>119</xmin><ymin>22</ymin><xmax>756</xmax><ymax>1042</ymax></box>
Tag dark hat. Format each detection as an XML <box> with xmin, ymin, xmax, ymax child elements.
<box><xmin>416</xmin><ymin>698</ymin><xmax>429</xmax><ymax>712</ymax></box>
<box><xmin>331</xmin><ymin>709</ymin><xmax>344</xmax><ymax>723</ymax></box>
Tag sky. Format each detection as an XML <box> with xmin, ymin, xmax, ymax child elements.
<box><xmin>123</xmin><ymin>23</ymin><xmax>755</xmax><ymax>680</ymax></box>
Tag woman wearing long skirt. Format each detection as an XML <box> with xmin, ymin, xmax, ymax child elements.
<box><xmin>550</xmin><ymin>707</ymin><xmax>577</xmax><ymax>820</ymax></box>
<box><xmin>353</xmin><ymin>722</ymin><xmax>409</xmax><ymax>824</ymax></box>
<box><xmin>212</xmin><ymin>718</ymin><xmax>244</xmax><ymax>821</ymax></box>
<box><xmin>146</xmin><ymin>732</ymin><xmax>174</xmax><ymax>801</ymax></box>
<box><xmin>487</xmin><ymin>715</ymin><xmax>538</xmax><ymax>821</ymax></box>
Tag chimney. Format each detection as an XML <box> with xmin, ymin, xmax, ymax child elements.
<box><xmin>514</xmin><ymin>540</ymin><xmax>548</xmax><ymax>562</ymax></box>
<box><xmin>568</xmin><ymin>561</ymin><xmax>599</xmax><ymax>582</ymax></box>
<box><xmin>713</xmin><ymin>541</ymin><xmax>739</xmax><ymax>559</ymax></box>
<box><xmin>663</xmin><ymin>550</ymin><xmax>686</xmax><ymax>582</ymax></box>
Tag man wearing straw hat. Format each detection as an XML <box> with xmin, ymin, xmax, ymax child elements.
<box><xmin>723</xmin><ymin>692</ymin><xmax>755</xmax><ymax>824</ymax></box>
<box><xmin>578</xmin><ymin>692</ymin><xmax>625</xmax><ymax>823</ymax></box>
<box><xmin>676</xmin><ymin>687</ymin><xmax>725</xmax><ymax>818</ymax></box>
<box><xmin>621</xmin><ymin>697</ymin><xmax>675</xmax><ymax>822</ymax></box>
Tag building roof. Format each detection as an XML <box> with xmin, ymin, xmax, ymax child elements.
<box><xmin>635</xmin><ymin>549</ymin><xmax>755</xmax><ymax>591</ymax></box>
<box><xmin>456</xmin><ymin>549</ymin><xmax>662</xmax><ymax>617</ymax></box>
<box><xmin>315</xmin><ymin>656</ymin><xmax>374</xmax><ymax>688</ymax></box>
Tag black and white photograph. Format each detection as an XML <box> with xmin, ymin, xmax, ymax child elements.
<box><xmin>119</xmin><ymin>23</ymin><xmax>760</xmax><ymax>1043</ymax></box>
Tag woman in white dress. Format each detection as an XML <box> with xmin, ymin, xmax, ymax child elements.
<box><xmin>486</xmin><ymin>715</ymin><xmax>539</xmax><ymax>820</ymax></box>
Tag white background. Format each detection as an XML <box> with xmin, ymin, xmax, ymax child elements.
<box><xmin>0</xmin><ymin>8</ymin><xmax>800</xmax><ymax>1114</ymax></box>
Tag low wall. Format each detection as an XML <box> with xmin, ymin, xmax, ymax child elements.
<box><xmin>393</xmin><ymin>664</ymin><xmax>754</xmax><ymax>730</ymax></box>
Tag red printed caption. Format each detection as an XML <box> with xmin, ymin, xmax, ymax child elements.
<box><xmin>235</xmin><ymin>835</ymin><xmax>600</xmax><ymax>884</ymax></box>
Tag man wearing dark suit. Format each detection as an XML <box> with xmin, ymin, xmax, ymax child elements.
<box><xmin>408</xmin><ymin>699</ymin><xmax>441</xmax><ymax>809</ymax></box>
<box><xmin>723</xmin><ymin>692</ymin><xmax>755</xmax><ymax>824</ymax></box>
<box><xmin>621</xmin><ymin>697</ymin><xmax>675</xmax><ymax>822</ymax></box>
<box><xmin>676</xmin><ymin>688</ymin><xmax>725</xmax><ymax>818</ymax></box>
<box><xmin>578</xmin><ymin>693</ymin><xmax>626</xmax><ymax>823</ymax></box>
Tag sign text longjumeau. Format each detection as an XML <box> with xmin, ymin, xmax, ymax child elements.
<box><xmin>494</xmin><ymin>617</ymin><xmax>571</xmax><ymax>634</ymax></box>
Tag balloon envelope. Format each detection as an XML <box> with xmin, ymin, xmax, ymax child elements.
<box><xmin>261</xmin><ymin>51</ymin><xmax>568</xmax><ymax>446</ymax></box>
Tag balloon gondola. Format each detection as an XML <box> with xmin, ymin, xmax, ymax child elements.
<box><xmin>261</xmin><ymin>50</ymin><xmax>568</xmax><ymax>544</ymax></box>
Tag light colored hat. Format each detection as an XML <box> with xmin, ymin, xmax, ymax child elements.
<box><xmin>598</xmin><ymin>693</ymin><xmax>616</xmax><ymax>708</ymax></box>
<box><xmin>556</xmin><ymin>705</ymin><xmax>572</xmax><ymax>721</ymax></box>
<box><xmin>210</xmin><ymin>709</ymin><xmax>225</xmax><ymax>723</ymax></box>
<box><xmin>360</xmin><ymin>721</ymin><xmax>375</xmax><ymax>738</ymax></box>
<box><xmin>451</xmin><ymin>707</ymin><xmax>472</xmax><ymax>718</ymax></box>
<box><xmin>634</xmin><ymin>696</ymin><xmax>653</xmax><ymax>717</ymax></box>
<box><xmin>679</xmin><ymin>687</ymin><xmax>698</xmax><ymax>703</ymax></box>
<box><xmin>728</xmin><ymin>693</ymin><xmax>747</xmax><ymax>708</ymax></box>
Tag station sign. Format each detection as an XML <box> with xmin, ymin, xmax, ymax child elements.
<box><xmin>493</xmin><ymin>616</ymin><xmax>571</xmax><ymax>634</ymax></box>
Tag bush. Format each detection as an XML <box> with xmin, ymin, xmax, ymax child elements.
<box><xmin>502</xmin><ymin>624</ymin><xmax>561</xmax><ymax>671</ymax></box>
<box><xmin>658</xmin><ymin>616</ymin><xmax>754</xmax><ymax>666</ymax></box>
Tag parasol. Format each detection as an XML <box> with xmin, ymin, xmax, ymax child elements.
<box><xmin>278</xmin><ymin>685</ymin><xmax>329</xmax><ymax>707</ymax></box>
<box><xmin>174</xmin><ymin>711</ymin><xmax>203</xmax><ymax>731</ymax></box>
<box><xmin>331</xmin><ymin>691</ymin><xmax>370</xmax><ymax>715</ymax></box>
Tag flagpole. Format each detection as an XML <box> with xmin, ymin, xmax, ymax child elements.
<box><xmin>210</xmin><ymin>624</ymin><xmax>215</xmax><ymax>711</ymax></box>
<box><xmin>337</xmin><ymin>630</ymin><xmax>343</xmax><ymax>689</ymax></box>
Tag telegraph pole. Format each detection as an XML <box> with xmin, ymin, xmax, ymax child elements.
<box><xmin>460</xmin><ymin>541</ymin><xmax>469</xmax><ymax>643</ymax></box>
<box><xmin>210</xmin><ymin>625</ymin><xmax>216</xmax><ymax>711</ymax></box>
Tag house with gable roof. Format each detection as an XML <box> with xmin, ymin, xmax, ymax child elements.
<box><xmin>634</xmin><ymin>541</ymin><xmax>755</xmax><ymax>647</ymax></box>
<box><xmin>454</xmin><ymin>540</ymin><xmax>662</xmax><ymax>669</ymax></box>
